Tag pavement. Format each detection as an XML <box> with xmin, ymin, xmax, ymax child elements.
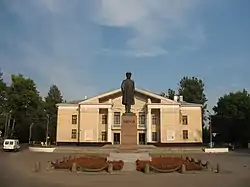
<box><xmin>1</xmin><ymin>146</ymin><xmax>250</xmax><ymax>187</ymax></box>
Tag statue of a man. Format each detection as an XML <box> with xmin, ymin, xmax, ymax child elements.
<box><xmin>121</xmin><ymin>72</ymin><xmax>135</xmax><ymax>113</ymax></box>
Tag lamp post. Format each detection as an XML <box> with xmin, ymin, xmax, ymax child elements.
<box><xmin>29</xmin><ymin>122</ymin><xmax>34</xmax><ymax>145</ymax></box>
<box><xmin>208</xmin><ymin>111</ymin><xmax>213</xmax><ymax>148</ymax></box>
<box><xmin>46</xmin><ymin>114</ymin><xmax>49</xmax><ymax>146</ymax></box>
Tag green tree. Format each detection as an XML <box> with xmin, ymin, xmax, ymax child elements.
<box><xmin>44</xmin><ymin>85</ymin><xmax>63</xmax><ymax>143</ymax></box>
<box><xmin>0</xmin><ymin>70</ymin><xmax>8</xmax><ymax>131</ymax></box>
<box><xmin>178</xmin><ymin>77</ymin><xmax>207</xmax><ymax>106</ymax></box>
<box><xmin>160</xmin><ymin>89</ymin><xmax>176</xmax><ymax>100</ymax></box>
<box><xmin>212</xmin><ymin>89</ymin><xmax>250</xmax><ymax>146</ymax></box>
<box><xmin>7</xmin><ymin>74</ymin><xmax>44</xmax><ymax>142</ymax></box>
<box><xmin>178</xmin><ymin>76</ymin><xmax>208</xmax><ymax>123</ymax></box>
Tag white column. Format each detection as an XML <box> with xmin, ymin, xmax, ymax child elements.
<box><xmin>160</xmin><ymin>108</ymin><xmax>163</xmax><ymax>143</ymax></box>
<box><xmin>108</xmin><ymin>108</ymin><xmax>112</xmax><ymax>143</ymax></box>
<box><xmin>147</xmin><ymin>108</ymin><xmax>152</xmax><ymax>142</ymax></box>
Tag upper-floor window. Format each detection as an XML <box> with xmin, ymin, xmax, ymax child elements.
<box><xmin>71</xmin><ymin>129</ymin><xmax>77</xmax><ymax>139</ymax></box>
<box><xmin>139</xmin><ymin>112</ymin><xmax>146</xmax><ymax>125</ymax></box>
<box><xmin>101</xmin><ymin>114</ymin><xmax>108</xmax><ymax>124</ymax></box>
<box><xmin>182</xmin><ymin>115</ymin><xmax>188</xmax><ymax>125</ymax></box>
<box><xmin>182</xmin><ymin>130</ymin><xmax>188</xmax><ymax>139</ymax></box>
<box><xmin>72</xmin><ymin>115</ymin><xmax>77</xmax><ymax>124</ymax></box>
<box><xmin>152</xmin><ymin>114</ymin><xmax>157</xmax><ymax>125</ymax></box>
<box><xmin>114</xmin><ymin>112</ymin><xmax>121</xmax><ymax>124</ymax></box>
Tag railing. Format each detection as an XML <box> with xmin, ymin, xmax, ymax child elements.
<box><xmin>112</xmin><ymin>124</ymin><xmax>121</xmax><ymax>128</ymax></box>
<box><xmin>111</xmin><ymin>124</ymin><xmax>146</xmax><ymax>128</ymax></box>
<box><xmin>138</xmin><ymin>124</ymin><xmax>146</xmax><ymax>128</ymax></box>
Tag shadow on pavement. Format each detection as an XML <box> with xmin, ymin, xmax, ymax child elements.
<box><xmin>233</xmin><ymin>149</ymin><xmax>250</xmax><ymax>155</ymax></box>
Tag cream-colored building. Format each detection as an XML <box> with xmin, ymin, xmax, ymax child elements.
<box><xmin>56</xmin><ymin>88</ymin><xmax>203</xmax><ymax>146</ymax></box>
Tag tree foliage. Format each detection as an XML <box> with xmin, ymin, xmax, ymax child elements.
<box><xmin>162</xmin><ymin>76</ymin><xmax>207</xmax><ymax>123</ymax></box>
<box><xmin>212</xmin><ymin>90</ymin><xmax>250</xmax><ymax>146</ymax></box>
<box><xmin>0</xmin><ymin>70</ymin><xmax>64</xmax><ymax>143</ymax></box>
<box><xmin>0</xmin><ymin>70</ymin><xmax>7</xmax><ymax>131</ymax></box>
<box><xmin>44</xmin><ymin>85</ymin><xmax>63</xmax><ymax>142</ymax></box>
<box><xmin>7</xmin><ymin>74</ymin><xmax>44</xmax><ymax>142</ymax></box>
<box><xmin>213</xmin><ymin>89</ymin><xmax>250</xmax><ymax>120</ymax></box>
<box><xmin>178</xmin><ymin>77</ymin><xmax>207</xmax><ymax>107</ymax></box>
<box><xmin>160</xmin><ymin>89</ymin><xmax>175</xmax><ymax>100</ymax></box>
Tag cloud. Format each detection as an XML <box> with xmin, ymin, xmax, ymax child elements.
<box><xmin>1</xmin><ymin>0</ymin><xmax>207</xmax><ymax>100</ymax></box>
<box><xmin>95</xmin><ymin>0</ymin><xmax>205</xmax><ymax>57</ymax></box>
<box><xmin>99</xmin><ymin>46</ymin><xmax>168</xmax><ymax>58</ymax></box>
<box><xmin>1</xmin><ymin>0</ymin><xmax>100</xmax><ymax>99</ymax></box>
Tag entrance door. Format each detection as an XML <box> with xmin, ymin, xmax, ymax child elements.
<box><xmin>113</xmin><ymin>133</ymin><xmax>120</xmax><ymax>145</ymax></box>
<box><xmin>138</xmin><ymin>133</ymin><xmax>146</xmax><ymax>145</ymax></box>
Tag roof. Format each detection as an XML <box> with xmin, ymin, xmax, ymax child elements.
<box><xmin>78</xmin><ymin>87</ymin><xmax>178</xmax><ymax>105</ymax></box>
<box><xmin>56</xmin><ymin>87</ymin><xmax>202</xmax><ymax>107</ymax></box>
<box><xmin>65</xmin><ymin>100</ymin><xmax>85</xmax><ymax>104</ymax></box>
<box><xmin>178</xmin><ymin>101</ymin><xmax>202</xmax><ymax>107</ymax></box>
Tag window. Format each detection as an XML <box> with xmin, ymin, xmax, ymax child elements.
<box><xmin>139</xmin><ymin>112</ymin><xmax>146</xmax><ymax>125</ymax></box>
<box><xmin>182</xmin><ymin>130</ymin><xmax>188</xmax><ymax>139</ymax></box>
<box><xmin>114</xmin><ymin>112</ymin><xmax>121</xmax><ymax>124</ymax></box>
<box><xmin>182</xmin><ymin>115</ymin><xmax>188</xmax><ymax>125</ymax></box>
<box><xmin>152</xmin><ymin>132</ymin><xmax>157</xmax><ymax>142</ymax></box>
<box><xmin>138</xmin><ymin>133</ymin><xmax>146</xmax><ymax>144</ymax></box>
<box><xmin>71</xmin><ymin>129</ymin><xmax>77</xmax><ymax>139</ymax></box>
<box><xmin>152</xmin><ymin>114</ymin><xmax>157</xmax><ymax>125</ymax></box>
<box><xmin>72</xmin><ymin>115</ymin><xmax>77</xmax><ymax>124</ymax></box>
<box><xmin>101</xmin><ymin>132</ymin><xmax>107</xmax><ymax>141</ymax></box>
<box><xmin>113</xmin><ymin>133</ymin><xmax>120</xmax><ymax>144</ymax></box>
<box><xmin>101</xmin><ymin>114</ymin><xmax>108</xmax><ymax>124</ymax></box>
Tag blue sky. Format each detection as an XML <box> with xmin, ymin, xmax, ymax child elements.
<box><xmin>0</xmin><ymin>0</ymin><xmax>249</xmax><ymax>111</ymax></box>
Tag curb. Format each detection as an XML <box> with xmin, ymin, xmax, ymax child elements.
<box><xmin>29</xmin><ymin>147</ymin><xmax>56</xmax><ymax>153</ymax></box>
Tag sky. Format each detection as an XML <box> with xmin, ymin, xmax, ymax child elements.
<box><xmin>0</xmin><ymin>0</ymin><xmax>249</xmax><ymax>112</ymax></box>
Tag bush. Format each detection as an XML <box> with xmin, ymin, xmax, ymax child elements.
<box><xmin>52</xmin><ymin>156</ymin><xmax>124</xmax><ymax>171</ymax></box>
<box><xmin>136</xmin><ymin>156</ymin><xmax>203</xmax><ymax>172</ymax></box>
<box><xmin>108</xmin><ymin>160</ymin><xmax>124</xmax><ymax>171</ymax></box>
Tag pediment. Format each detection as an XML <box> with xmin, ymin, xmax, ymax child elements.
<box><xmin>79</xmin><ymin>88</ymin><xmax>178</xmax><ymax>105</ymax></box>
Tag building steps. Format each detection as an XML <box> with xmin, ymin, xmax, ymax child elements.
<box><xmin>122</xmin><ymin>162</ymin><xmax>137</xmax><ymax>172</ymax></box>
<box><xmin>107</xmin><ymin>152</ymin><xmax>151</xmax><ymax>162</ymax></box>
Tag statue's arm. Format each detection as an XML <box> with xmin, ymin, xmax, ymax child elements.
<box><xmin>132</xmin><ymin>80</ymin><xmax>135</xmax><ymax>94</ymax></box>
<box><xmin>121</xmin><ymin>80</ymin><xmax>125</xmax><ymax>92</ymax></box>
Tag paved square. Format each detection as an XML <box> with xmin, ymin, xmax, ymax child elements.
<box><xmin>1</xmin><ymin>149</ymin><xmax>250</xmax><ymax>187</ymax></box>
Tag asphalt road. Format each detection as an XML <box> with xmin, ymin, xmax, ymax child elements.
<box><xmin>1</xmin><ymin>147</ymin><xmax>250</xmax><ymax>187</ymax></box>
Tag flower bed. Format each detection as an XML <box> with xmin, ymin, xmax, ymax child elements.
<box><xmin>136</xmin><ymin>156</ymin><xmax>203</xmax><ymax>173</ymax></box>
<box><xmin>108</xmin><ymin>160</ymin><xmax>124</xmax><ymax>171</ymax></box>
<box><xmin>51</xmin><ymin>156</ymin><xmax>124</xmax><ymax>172</ymax></box>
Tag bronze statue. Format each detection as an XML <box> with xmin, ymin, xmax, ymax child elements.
<box><xmin>121</xmin><ymin>72</ymin><xmax>135</xmax><ymax>113</ymax></box>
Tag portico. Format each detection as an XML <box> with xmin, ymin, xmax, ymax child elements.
<box><xmin>56</xmin><ymin>88</ymin><xmax>203</xmax><ymax>146</ymax></box>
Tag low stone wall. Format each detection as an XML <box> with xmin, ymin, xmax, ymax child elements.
<box><xmin>204</xmin><ymin>148</ymin><xmax>229</xmax><ymax>153</ymax></box>
<box><xmin>29</xmin><ymin>147</ymin><xmax>56</xmax><ymax>153</ymax></box>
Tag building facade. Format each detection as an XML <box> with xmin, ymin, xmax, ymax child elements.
<box><xmin>56</xmin><ymin>88</ymin><xmax>203</xmax><ymax>146</ymax></box>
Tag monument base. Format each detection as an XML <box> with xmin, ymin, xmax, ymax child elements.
<box><xmin>120</xmin><ymin>113</ymin><xmax>138</xmax><ymax>151</ymax></box>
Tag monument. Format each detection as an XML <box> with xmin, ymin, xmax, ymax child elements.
<box><xmin>120</xmin><ymin>72</ymin><xmax>138</xmax><ymax>150</ymax></box>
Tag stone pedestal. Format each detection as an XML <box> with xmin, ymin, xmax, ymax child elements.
<box><xmin>120</xmin><ymin>113</ymin><xmax>138</xmax><ymax>151</ymax></box>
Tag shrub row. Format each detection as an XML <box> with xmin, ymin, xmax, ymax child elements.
<box><xmin>136</xmin><ymin>156</ymin><xmax>203</xmax><ymax>172</ymax></box>
<box><xmin>51</xmin><ymin>156</ymin><xmax>124</xmax><ymax>171</ymax></box>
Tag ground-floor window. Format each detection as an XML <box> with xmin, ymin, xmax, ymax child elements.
<box><xmin>152</xmin><ymin>132</ymin><xmax>157</xmax><ymax>142</ymax></box>
<box><xmin>113</xmin><ymin>133</ymin><xmax>120</xmax><ymax>144</ymax></box>
<box><xmin>101</xmin><ymin>131</ymin><xmax>107</xmax><ymax>141</ymax></box>
<box><xmin>138</xmin><ymin>133</ymin><xmax>146</xmax><ymax>144</ymax></box>
<box><xmin>182</xmin><ymin>130</ymin><xmax>188</xmax><ymax>139</ymax></box>
<box><xmin>71</xmin><ymin>129</ymin><xmax>77</xmax><ymax>139</ymax></box>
